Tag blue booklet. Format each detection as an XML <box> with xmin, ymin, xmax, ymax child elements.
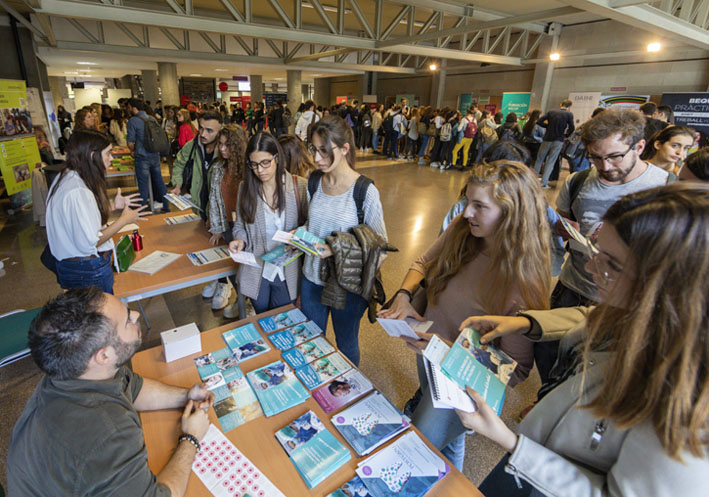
<box><xmin>275</xmin><ymin>410</ymin><xmax>351</xmax><ymax>489</ymax></box>
<box><xmin>269</xmin><ymin>320</ymin><xmax>324</xmax><ymax>351</ymax></box>
<box><xmin>246</xmin><ymin>360</ymin><xmax>310</xmax><ymax>417</ymax></box>
<box><xmin>295</xmin><ymin>352</ymin><xmax>353</xmax><ymax>390</ymax></box>
<box><xmin>261</xmin><ymin>244</ymin><xmax>303</xmax><ymax>268</ymax></box>
<box><xmin>356</xmin><ymin>432</ymin><xmax>449</xmax><ymax>497</ymax></box>
<box><xmin>221</xmin><ymin>322</ymin><xmax>270</xmax><ymax>362</ymax></box>
<box><xmin>332</xmin><ymin>392</ymin><xmax>411</xmax><ymax>456</ymax></box>
<box><xmin>282</xmin><ymin>336</ymin><xmax>336</xmax><ymax>369</ymax></box>
<box><xmin>328</xmin><ymin>476</ymin><xmax>374</xmax><ymax>497</ymax></box>
<box><xmin>259</xmin><ymin>308</ymin><xmax>308</xmax><ymax>333</ymax></box>
<box><xmin>193</xmin><ymin>348</ymin><xmax>262</xmax><ymax>432</ymax></box>
<box><xmin>440</xmin><ymin>327</ymin><xmax>517</xmax><ymax>415</ymax></box>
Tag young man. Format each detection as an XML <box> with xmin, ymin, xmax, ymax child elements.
<box><xmin>534</xmin><ymin>99</ymin><xmax>575</xmax><ymax>188</ymax></box>
<box><xmin>7</xmin><ymin>288</ymin><xmax>214</xmax><ymax>497</ymax></box>
<box><xmin>640</xmin><ymin>101</ymin><xmax>669</xmax><ymax>141</ymax></box>
<box><xmin>170</xmin><ymin>110</ymin><xmax>232</xmax><ymax>309</ymax></box>
<box><xmin>126</xmin><ymin>98</ymin><xmax>170</xmax><ymax>212</ymax></box>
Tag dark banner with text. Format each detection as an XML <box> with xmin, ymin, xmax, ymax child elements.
<box><xmin>660</xmin><ymin>92</ymin><xmax>709</xmax><ymax>148</ymax></box>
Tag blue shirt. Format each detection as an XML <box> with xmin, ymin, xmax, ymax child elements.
<box><xmin>126</xmin><ymin>111</ymin><xmax>160</xmax><ymax>160</ymax></box>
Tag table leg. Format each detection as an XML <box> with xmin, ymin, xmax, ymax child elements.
<box><xmin>137</xmin><ymin>300</ymin><xmax>151</xmax><ymax>329</ymax></box>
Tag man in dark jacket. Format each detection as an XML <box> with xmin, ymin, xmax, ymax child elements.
<box><xmin>534</xmin><ymin>99</ymin><xmax>575</xmax><ymax>188</ymax></box>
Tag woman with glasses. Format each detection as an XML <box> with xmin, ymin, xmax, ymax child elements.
<box><xmin>456</xmin><ymin>182</ymin><xmax>709</xmax><ymax>497</ymax></box>
<box><xmin>228</xmin><ymin>132</ymin><xmax>308</xmax><ymax>314</ymax></box>
<box><xmin>301</xmin><ymin>115</ymin><xmax>387</xmax><ymax>366</ymax></box>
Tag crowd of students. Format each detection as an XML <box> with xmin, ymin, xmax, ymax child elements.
<box><xmin>23</xmin><ymin>94</ymin><xmax>709</xmax><ymax>496</ymax></box>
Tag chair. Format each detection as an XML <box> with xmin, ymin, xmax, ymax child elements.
<box><xmin>0</xmin><ymin>308</ymin><xmax>41</xmax><ymax>368</ymax></box>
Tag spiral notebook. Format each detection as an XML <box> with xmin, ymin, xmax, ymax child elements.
<box><xmin>422</xmin><ymin>335</ymin><xmax>476</xmax><ymax>413</ymax></box>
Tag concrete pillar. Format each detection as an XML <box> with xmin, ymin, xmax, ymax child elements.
<box><xmin>157</xmin><ymin>62</ymin><xmax>179</xmax><ymax>106</ymax></box>
<box><xmin>250</xmin><ymin>74</ymin><xmax>262</xmax><ymax>104</ymax></box>
<box><xmin>49</xmin><ymin>76</ymin><xmax>68</xmax><ymax>109</ymax></box>
<box><xmin>314</xmin><ymin>77</ymin><xmax>331</xmax><ymax>108</ymax></box>
<box><xmin>287</xmin><ymin>70</ymin><xmax>302</xmax><ymax>131</ymax></box>
<box><xmin>301</xmin><ymin>84</ymin><xmax>309</xmax><ymax>101</ymax></box>
<box><xmin>530</xmin><ymin>23</ymin><xmax>561</xmax><ymax>112</ymax></box>
<box><xmin>430</xmin><ymin>60</ymin><xmax>447</xmax><ymax>108</ymax></box>
<box><xmin>141</xmin><ymin>69</ymin><xmax>158</xmax><ymax>105</ymax></box>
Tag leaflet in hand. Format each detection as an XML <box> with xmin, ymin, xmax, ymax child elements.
<box><xmin>282</xmin><ymin>336</ymin><xmax>336</xmax><ymax>368</ymax></box>
<box><xmin>313</xmin><ymin>369</ymin><xmax>374</xmax><ymax>413</ymax></box>
<box><xmin>332</xmin><ymin>392</ymin><xmax>410</xmax><ymax>456</ymax></box>
<box><xmin>192</xmin><ymin>424</ymin><xmax>285</xmax><ymax>497</ymax></box>
<box><xmin>259</xmin><ymin>308</ymin><xmax>308</xmax><ymax>333</ymax></box>
<box><xmin>269</xmin><ymin>320</ymin><xmax>323</xmax><ymax>351</ymax></box>
<box><xmin>376</xmin><ymin>318</ymin><xmax>433</xmax><ymax>340</ymax></box>
<box><xmin>164</xmin><ymin>213</ymin><xmax>200</xmax><ymax>225</ymax></box>
<box><xmin>246</xmin><ymin>360</ymin><xmax>310</xmax><ymax>417</ymax></box>
<box><xmin>261</xmin><ymin>244</ymin><xmax>303</xmax><ymax>268</ymax></box>
<box><xmin>295</xmin><ymin>352</ymin><xmax>353</xmax><ymax>390</ymax></box>
<box><xmin>127</xmin><ymin>250</ymin><xmax>181</xmax><ymax>275</ymax></box>
<box><xmin>440</xmin><ymin>327</ymin><xmax>517</xmax><ymax>415</ymax></box>
<box><xmin>229</xmin><ymin>250</ymin><xmax>261</xmax><ymax>268</ymax></box>
<box><xmin>560</xmin><ymin>216</ymin><xmax>599</xmax><ymax>255</ymax></box>
<box><xmin>221</xmin><ymin>323</ymin><xmax>270</xmax><ymax>362</ymax></box>
<box><xmin>275</xmin><ymin>410</ymin><xmax>351</xmax><ymax>489</ymax></box>
<box><xmin>193</xmin><ymin>349</ymin><xmax>263</xmax><ymax>432</ymax></box>
<box><xmin>328</xmin><ymin>476</ymin><xmax>374</xmax><ymax>497</ymax></box>
<box><xmin>187</xmin><ymin>246</ymin><xmax>231</xmax><ymax>266</ymax></box>
<box><xmin>356</xmin><ymin>431</ymin><xmax>449</xmax><ymax>497</ymax></box>
<box><xmin>165</xmin><ymin>193</ymin><xmax>201</xmax><ymax>211</ymax></box>
<box><xmin>272</xmin><ymin>227</ymin><xmax>325</xmax><ymax>257</ymax></box>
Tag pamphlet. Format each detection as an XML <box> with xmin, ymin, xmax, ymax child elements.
<box><xmin>295</xmin><ymin>352</ymin><xmax>353</xmax><ymax>390</ymax></box>
<box><xmin>275</xmin><ymin>410</ymin><xmax>351</xmax><ymax>489</ymax></box>
<box><xmin>261</xmin><ymin>244</ymin><xmax>303</xmax><ymax>268</ymax></box>
<box><xmin>193</xmin><ymin>349</ymin><xmax>263</xmax><ymax>432</ymax></box>
<box><xmin>258</xmin><ymin>308</ymin><xmax>308</xmax><ymax>333</ymax></box>
<box><xmin>328</xmin><ymin>476</ymin><xmax>374</xmax><ymax>497</ymax></box>
<box><xmin>313</xmin><ymin>369</ymin><xmax>374</xmax><ymax>413</ymax></box>
<box><xmin>165</xmin><ymin>193</ymin><xmax>200</xmax><ymax>211</ymax></box>
<box><xmin>332</xmin><ymin>392</ymin><xmax>411</xmax><ymax>456</ymax></box>
<box><xmin>439</xmin><ymin>327</ymin><xmax>517</xmax><ymax>415</ymax></box>
<box><xmin>356</xmin><ymin>431</ymin><xmax>450</xmax><ymax>497</ymax></box>
<box><xmin>127</xmin><ymin>250</ymin><xmax>181</xmax><ymax>275</ymax></box>
<box><xmin>164</xmin><ymin>213</ymin><xmax>200</xmax><ymax>225</ymax></box>
<box><xmin>560</xmin><ymin>216</ymin><xmax>599</xmax><ymax>255</ymax></box>
<box><xmin>229</xmin><ymin>250</ymin><xmax>261</xmax><ymax>268</ymax></box>
<box><xmin>192</xmin><ymin>424</ymin><xmax>285</xmax><ymax>496</ymax></box>
<box><xmin>272</xmin><ymin>227</ymin><xmax>325</xmax><ymax>257</ymax></box>
<box><xmin>187</xmin><ymin>246</ymin><xmax>231</xmax><ymax>266</ymax></box>
<box><xmin>282</xmin><ymin>336</ymin><xmax>336</xmax><ymax>368</ymax></box>
<box><xmin>221</xmin><ymin>323</ymin><xmax>270</xmax><ymax>362</ymax></box>
<box><xmin>246</xmin><ymin>360</ymin><xmax>310</xmax><ymax>417</ymax></box>
<box><xmin>268</xmin><ymin>321</ymin><xmax>324</xmax><ymax>351</ymax></box>
<box><xmin>376</xmin><ymin>318</ymin><xmax>433</xmax><ymax>340</ymax></box>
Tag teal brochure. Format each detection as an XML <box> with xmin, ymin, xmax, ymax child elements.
<box><xmin>269</xmin><ymin>320</ymin><xmax>324</xmax><ymax>351</ymax></box>
<box><xmin>291</xmin><ymin>227</ymin><xmax>326</xmax><ymax>256</ymax></box>
<box><xmin>246</xmin><ymin>360</ymin><xmax>310</xmax><ymax>416</ymax></box>
<box><xmin>221</xmin><ymin>322</ymin><xmax>270</xmax><ymax>362</ymax></box>
<box><xmin>259</xmin><ymin>308</ymin><xmax>308</xmax><ymax>333</ymax></box>
<box><xmin>328</xmin><ymin>476</ymin><xmax>374</xmax><ymax>497</ymax></box>
<box><xmin>295</xmin><ymin>352</ymin><xmax>353</xmax><ymax>390</ymax></box>
<box><xmin>440</xmin><ymin>327</ymin><xmax>517</xmax><ymax>415</ymax></box>
<box><xmin>261</xmin><ymin>244</ymin><xmax>303</xmax><ymax>268</ymax></box>
<box><xmin>282</xmin><ymin>336</ymin><xmax>336</xmax><ymax>368</ymax></box>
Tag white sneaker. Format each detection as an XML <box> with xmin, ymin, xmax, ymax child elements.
<box><xmin>202</xmin><ymin>280</ymin><xmax>218</xmax><ymax>298</ymax></box>
<box><xmin>430</xmin><ymin>162</ymin><xmax>439</xmax><ymax>168</ymax></box>
<box><xmin>152</xmin><ymin>201</ymin><xmax>162</xmax><ymax>212</ymax></box>
<box><xmin>211</xmin><ymin>282</ymin><xmax>232</xmax><ymax>310</ymax></box>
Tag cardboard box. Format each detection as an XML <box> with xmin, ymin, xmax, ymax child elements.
<box><xmin>161</xmin><ymin>323</ymin><xmax>201</xmax><ymax>362</ymax></box>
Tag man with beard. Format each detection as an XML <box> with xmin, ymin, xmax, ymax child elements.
<box><xmin>534</xmin><ymin>109</ymin><xmax>670</xmax><ymax>383</ymax></box>
<box><xmin>7</xmin><ymin>287</ymin><xmax>214</xmax><ymax>497</ymax></box>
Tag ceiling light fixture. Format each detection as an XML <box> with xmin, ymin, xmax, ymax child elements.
<box><xmin>189</xmin><ymin>73</ymin><xmax>203</xmax><ymax>77</ymax></box>
<box><xmin>549</xmin><ymin>52</ymin><xmax>560</xmax><ymax>61</ymax></box>
<box><xmin>77</xmin><ymin>61</ymin><xmax>97</xmax><ymax>65</ymax></box>
<box><xmin>647</xmin><ymin>42</ymin><xmax>661</xmax><ymax>52</ymax></box>
<box><xmin>215</xmin><ymin>68</ymin><xmax>228</xmax><ymax>72</ymax></box>
<box><xmin>429</xmin><ymin>63</ymin><xmax>437</xmax><ymax>71</ymax></box>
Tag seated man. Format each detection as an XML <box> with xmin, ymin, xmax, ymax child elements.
<box><xmin>7</xmin><ymin>287</ymin><xmax>214</xmax><ymax>497</ymax></box>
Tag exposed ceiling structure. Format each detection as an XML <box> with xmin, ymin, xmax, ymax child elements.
<box><xmin>0</xmin><ymin>0</ymin><xmax>706</xmax><ymax>79</ymax></box>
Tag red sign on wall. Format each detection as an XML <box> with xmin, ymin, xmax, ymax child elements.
<box><xmin>229</xmin><ymin>96</ymin><xmax>252</xmax><ymax>106</ymax></box>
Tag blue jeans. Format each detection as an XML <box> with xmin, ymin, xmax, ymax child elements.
<box><xmin>534</xmin><ymin>140</ymin><xmax>564</xmax><ymax>187</ymax></box>
<box><xmin>56</xmin><ymin>251</ymin><xmax>114</xmax><ymax>294</ymax></box>
<box><xmin>135</xmin><ymin>156</ymin><xmax>169</xmax><ymax>210</ymax></box>
<box><xmin>418</xmin><ymin>135</ymin><xmax>430</xmax><ymax>157</ymax></box>
<box><xmin>252</xmin><ymin>276</ymin><xmax>293</xmax><ymax>314</ymax></box>
<box><xmin>372</xmin><ymin>131</ymin><xmax>380</xmax><ymax>152</ymax></box>
<box><xmin>300</xmin><ymin>277</ymin><xmax>368</xmax><ymax>366</ymax></box>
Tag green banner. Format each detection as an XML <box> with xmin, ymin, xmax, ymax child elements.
<box><xmin>500</xmin><ymin>92</ymin><xmax>531</xmax><ymax>120</ymax></box>
<box><xmin>458</xmin><ymin>93</ymin><xmax>473</xmax><ymax>114</ymax></box>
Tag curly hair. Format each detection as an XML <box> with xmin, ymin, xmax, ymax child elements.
<box><xmin>581</xmin><ymin>109</ymin><xmax>645</xmax><ymax>147</ymax></box>
<box><xmin>218</xmin><ymin>124</ymin><xmax>247</xmax><ymax>184</ymax></box>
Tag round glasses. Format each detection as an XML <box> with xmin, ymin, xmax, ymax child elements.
<box><xmin>583</xmin><ymin>238</ymin><xmax>620</xmax><ymax>287</ymax></box>
<box><xmin>247</xmin><ymin>154</ymin><xmax>277</xmax><ymax>170</ymax></box>
<box><xmin>307</xmin><ymin>144</ymin><xmax>329</xmax><ymax>158</ymax></box>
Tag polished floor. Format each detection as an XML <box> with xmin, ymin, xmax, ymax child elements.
<box><xmin>0</xmin><ymin>152</ymin><xmax>564</xmax><ymax>492</ymax></box>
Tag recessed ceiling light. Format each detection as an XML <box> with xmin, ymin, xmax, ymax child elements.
<box><xmin>64</xmin><ymin>71</ymin><xmax>79</xmax><ymax>75</ymax></box>
<box><xmin>274</xmin><ymin>77</ymin><xmax>284</xmax><ymax>81</ymax></box>
<box><xmin>77</xmin><ymin>61</ymin><xmax>97</xmax><ymax>65</ymax></box>
<box><xmin>215</xmin><ymin>68</ymin><xmax>228</xmax><ymax>72</ymax></box>
<box><xmin>78</xmin><ymin>69</ymin><xmax>92</xmax><ymax>72</ymax></box>
<box><xmin>312</xmin><ymin>73</ymin><xmax>322</xmax><ymax>76</ymax></box>
<box><xmin>189</xmin><ymin>73</ymin><xmax>202</xmax><ymax>77</ymax></box>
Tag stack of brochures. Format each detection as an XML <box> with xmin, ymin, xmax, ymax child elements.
<box><xmin>355</xmin><ymin>431</ymin><xmax>450</xmax><ymax>497</ymax></box>
<box><xmin>186</xmin><ymin>246</ymin><xmax>231</xmax><ymax>266</ymax></box>
<box><xmin>275</xmin><ymin>410</ymin><xmax>351</xmax><ymax>489</ymax></box>
<box><xmin>332</xmin><ymin>392</ymin><xmax>411</xmax><ymax>456</ymax></box>
<box><xmin>295</xmin><ymin>352</ymin><xmax>352</xmax><ymax>390</ymax></box>
<box><xmin>164</xmin><ymin>212</ymin><xmax>199</xmax><ymax>225</ymax></box>
<box><xmin>328</xmin><ymin>476</ymin><xmax>374</xmax><ymax>497</ymax></box>
<box><xmin>221</xmin><ymin>323</ymin><xmax>270</xmax><ymax>362</ymax></box>
<box><xmin>246</xmin><ymin>360</ymin><xmax>310</xmax><ymax>416</ymax></box>
<box><xmin>193</xmin><ymin>350</ymin><xmax>262</xmax><ymax>432</ymax></box>
<box><xmin>165</xmin><ymin>192</ymin><xmax>201</xmax><ymax>211</ymax></box>
<box><xmin>269</xmin><ymin>321</ymin><xmax>325</xmax><ymax>351</ymax></box>
<box><xmin>258</xmin><ymin>308</ymin><xmax>308</xmax><ymax>333</ymax></box>
<box><xmin>283</xmin><ymin>336</ymin><xmax>336</xmax><ymax>368</ymax></box>
<box><xmin>313</xmin><ymin>369</ymin><xmax>374</xmax><ymax>413</ymax></box>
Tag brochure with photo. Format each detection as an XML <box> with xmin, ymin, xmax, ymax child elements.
<box><xmin>261</xmin><ymin>245</ymin><xmax>303</xmax><ymax>268</ymax></box>
<box><xmin>282</xmin><ymin>336</ymin><xmax>336</xmax><ymax>369</ymax></box>
<box><xmin>295</xmin><ymin>352</ymin><xmax>353</xmax><ymax>390</ymax></box>
<box><xmin>269</xmin><ymin>321</ymin><xmax>324</xmax><ymax>351</ymax></box>
<box><xmin>246</xmin><ymin>361</ymin><xmax>310</xmax><ymax>417</ymax></box>
<box><xmin>221</xmin><ymin>323</ymin><xmax>270</xmax><ymax>362</ymax></box>
<box><xmin>313</xmin><ymin>369</ymin><xmax>374</xmax><ymax>414</ymax></box>
<box><xmin>328</xmin><ymin>476</ymin><xmax>374</xmax><ymax>497</ymax></box>
<box><xmin>258</xmin><ymin>308</ymin><xmax>308</xmax><ymax>333</ymax></box>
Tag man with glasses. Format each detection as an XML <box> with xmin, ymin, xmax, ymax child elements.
<box><xmin>534</xmin><ymin>109</ymin><xmax>670</xmax><ymax>384</ymax></box>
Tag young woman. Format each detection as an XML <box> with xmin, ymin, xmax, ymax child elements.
<box><xmin>640</xmin><ymin>125</ymin><xmax>695</xmax><ymax>177</ymax></box>
<box><xmin>176</xmin><ymin>108</ymin><xmax>196</xmax><ymax>148</ymax></box>
<box><xmin>451</xmin><ymin>107</ymin><xmax>476</xmax><ymax>168</ymax></box>
<box><xmin>458</xmin><ymin>183</ymin><xmax>709</xmax><ymax>497</ymax></box>
<box><xmin>497</xmin><ymin>112</ymin><xmax>523</xmax><ymax>142</ymax></box>
<box><xmin>45</xmin><ymin>129</ymin><xmax>147</xmax><ymax>294</ymax></box>
<box><xmin>302</xmin><ymin>115</ymin><xmax>387</xmax><ymax>366</ymax></box>
<box><xmin>73</xmin><ymin>108</ymin><xmax>96</xmax><ymax>131</ymax></box>
<box><xmin>162</xmin><ymin>106</ymin><xmax>177</xmax><ymax>143</ymax></box>
<box><xmin>278</xmin><ymin>134</ymin><xmax>316</xmax><ymax>177</ymax></box>
<box><xmin>371</xmin><ymin>104</ymin><xmax>384</xmax><ymax>153</ymax></box>
<box><xmin>521</xmin><ymin>109</ymin><xmax>544</xmax><ymax>160</ymax></box>
<box><xmin>679</xmin><ymin>147</ymin><xmax>709</xmax><ymax>182</ymax></box>
<box><xmin>378</xmin><ymin>161</ymin><xmax>551</xmax><ymax>470</ymax></box>
<box><xmin>228</xmin><ymin>132</ymin><xmax>308</xmax><ymax>314</ymax></box>
<box><xmin>109</xmin><ymin>108</ymin><xmax>128</xmax><ymax>148</ymax></box>
<box><xmin>403</xmin><ymin>108</ymin><xmax>419</xmax><ymax>160</ymax></box>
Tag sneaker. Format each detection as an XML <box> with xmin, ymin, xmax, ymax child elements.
<box><xmin>417</xmin><ymin>158</ymin><xmax>426</xmax><ymax>166</ymax></box>
<box><xmin>542</xmin><ymin>184</ymin><xmax>552</xmax><ymax>190</ymax></box>
<box><xmin>211</xmin><ymin>282</ymin><xmax>232</xmax><ymax>310</ymax></box>
<box><xmin>202</xmin><ymin>280</ymin><xmax>218</xmax><ymax>298</ymax></box>
<box><xmin>430</xmin><ymin>162</ymin><xmax>439</xmax><ymax>168</ymax></box>
<box><xmin>223</xmin><ymin>299</ymin><xmax>240</xmax><ymax>319</ymax></box>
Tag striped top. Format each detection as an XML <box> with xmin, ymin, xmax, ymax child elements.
<box><xmin>304</xmin><ymin>178</ymin><xmax>387</xmax><ymax>285</ymax></box>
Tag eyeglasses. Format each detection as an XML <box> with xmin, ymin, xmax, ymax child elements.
<box><xmin>307</xmin><ymin>144</ymin><xmax>329</xmax><ymax>158</ymax></box>
<box><xmin>583</xmin><ymin>238</ymin><xmax>621</xmax><ymax>287</ymax></box>
<box><xmin>586</xmin><ymin>141</ymin><xmax>638</xmax><ymax>166</ymax></box>
<box><xmin>247</xmin><ymin>155</ymin><xmax>277</xmax><ymax>170</ymax></box>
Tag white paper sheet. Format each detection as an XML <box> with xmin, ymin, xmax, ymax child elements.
<box><xmin>376</xmin><ymin>317</ymin><xmax>433</xmax><ymax>340</ymax></box>
<box><xmin>127</xmin><ymin>251</ymin><xmax>181</xmax><ymax>275</ymax></box>
<box><xmin>229</xmin><ymin>250</ymin><xmax>261</xmax><ymax>268</ymax></box>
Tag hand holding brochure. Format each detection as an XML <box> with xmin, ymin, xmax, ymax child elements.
<box><xmin>376</xmin><ymin>318</ymin><xmax>433</xmax><ymax>340</ymax></box>
<box><xmin>165</xmin><ymin>193</ymin><xmax>201</xmax><ymax>211</ymax></box>
<box><xmin>229</xmin><ymin>250</ymin><xmax>261</xmax><ymax>268</ymax></box>
<box><xmin>272</xmin><ymin>227</ymin><xmax>326</xmax><ymax>257</ymax></box>
<box><xmin>261</xmin><ymin>244</ymin><xmax>303</xmax><ymax>268</ymax></box>
<box><xmin>422</xmin><ymin>335</ymin><xmax>476</xmax><ymax>413</ymax></box>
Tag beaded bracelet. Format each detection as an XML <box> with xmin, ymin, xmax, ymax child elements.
<box><xmin>178</xmin><ymin>433</ymin><xmax>201</xmax><ymax>452</ymax></box>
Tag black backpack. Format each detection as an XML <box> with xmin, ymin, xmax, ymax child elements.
<box><xmin>382</xmin><ymin>114</ymin><xmax>394</xmax><ymax>134</ymax></box>
<box><xmin>307</xmin><ymin>170</ymin><xmax>372</xmax><ymax>225</ymax></box>
<box><xmin>561</xmin><ymin>129</ymin><xmax>585</xmax><ymax>161</ymax></box>
<box><xmin>138</xmin><ymin>114</ymin><xmax>170</xmax><ymax>155</ymax></box>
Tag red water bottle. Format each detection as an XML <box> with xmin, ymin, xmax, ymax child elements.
<box><xmin>131</xmin><ymin>230</ymin><xmax>143</xmax><ymax>251</ymax></box>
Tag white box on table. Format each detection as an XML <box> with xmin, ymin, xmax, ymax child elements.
<box><xmin>160</xmin><ymin>323</ymin><xmax>201</xmax><ymax>362</ymax></box>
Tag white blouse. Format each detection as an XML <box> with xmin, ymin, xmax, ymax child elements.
<box><xmin>261</xmin><ymin>202</ymin><xmax>286</xmax><ymax>282</ymax></box>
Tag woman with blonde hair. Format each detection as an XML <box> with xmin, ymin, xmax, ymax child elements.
<box><xmin>278</xmin><ymin>134</ymin><xmax>316</xmax><ymax>177</ymax></box>
<box><xmin>379</xmin><ymin>160</ymin><xmax>551</xmax><ymax>470</ymax></box>
<box><xmin>459</xmin><ymin>182</ymin><xmax>709</xmax><ymax>496</ymax></box>
<box><xmin>176</xmin><ymin>108</ymin><xmax>196</xmax><ymax>148</ymax></box>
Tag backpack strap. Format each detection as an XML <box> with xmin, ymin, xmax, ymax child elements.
<box><xmin>566</xmin><ymin>168</ymin><xmax>591</xmax><ymax>222</ymax></box>
<box><xmin>292</xmin><ymin>173</ymin><xmax>305</xmax><ymax>226</ymax></box>
<box><xmin>307</xmin><ymin>169</ymin><xmax>324</xmax><ymax>199</ymax></box>
<box><xmin>353</xmin><ymin>175</ymin><xmax>373</xmax><ymax>225</ymax></box>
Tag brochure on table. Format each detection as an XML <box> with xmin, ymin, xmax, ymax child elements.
<box><xmin>295</xmin><ymin>352</ymin><xmax>353</xmax><ymax>390</ymax></box>
<box><xmin>187</xmin><ymin>246</ymin><xmax>231</xmax><ymax>266</ymax></box>
<box><xmin>165</xmin><ymin>213</ymin><xmax>200</xmax><ymax>225</ymax></box>
<box><xmin>259</xmin><ymin>308</ymin><xmax>308</xmax><ymax>333</ymax></box>
<box><xmin>275</xmin><ymin>410</ymin><xmax>351</xmax><ymax>489</ymax></box>
<box><xmin>127</xmin><ymin>250</ymin><xmax>181</xmax><ymax>275</ymax></box>
<box><xmin>269</xmin><ymin>321</ymin><xmax>324</xmax><ymax>351</ymax></box>
<box><xmin>221</xmin><ymin>322</ymin><xmax>270</xmax><ymax>362</ymax></box>
<box><xmin>332</xmin><ymin>392</ymin><xmax>411</xmax><ymax>456</ymax></box>
<box><xmin>329</xmin><ymin>476</ymin><xmax>374</xmax><ymax>497</ymax></box>
<box><xmin>246</xmin><ymin>360</ymin><xmax>310</xmax><ymax>417</ymax></box>
<box><xmin>282</xmin><ymin>336</ymin><xmax>336</xmax><ymax>368</ymax></box>
<box><xmin>313</xmin><ymin>369</ymin><xmax>374</xmax><ymax>413</ymax></box>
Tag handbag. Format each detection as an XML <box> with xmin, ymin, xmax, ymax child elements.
<box><xmin>180</xmin><ymin>138</ymin><xmax>198</xmax><ymax>195</ymax></box>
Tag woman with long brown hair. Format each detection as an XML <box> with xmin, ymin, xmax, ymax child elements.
<box><xmin>45</xmin><ymin>129</ymin><xmax>147</xmax><ymax>293</ymax></box>
<box><xmin>278</xmin><ymin>134</ymin><xmax>316</xmax><ymax>177</ymax></box>
<box><xmin>73</xmin><ymin>107</ymin><xmax>96</xmax><ymax>131</ymax></box>
<box><xmin>378</xmin><ymin>161</ymin><xmax>551</xmax><ymax>470</ymax></box>
<box><xmin>640</xmin><ymin>125</ymin><xmax>695</xmax><ymax>177</ymax></box>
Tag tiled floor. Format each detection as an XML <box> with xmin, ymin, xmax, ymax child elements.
<box><xmin>0</xmin><ymin>152</ymin><xmax>564</xmax><ymax>492</ymax></box>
